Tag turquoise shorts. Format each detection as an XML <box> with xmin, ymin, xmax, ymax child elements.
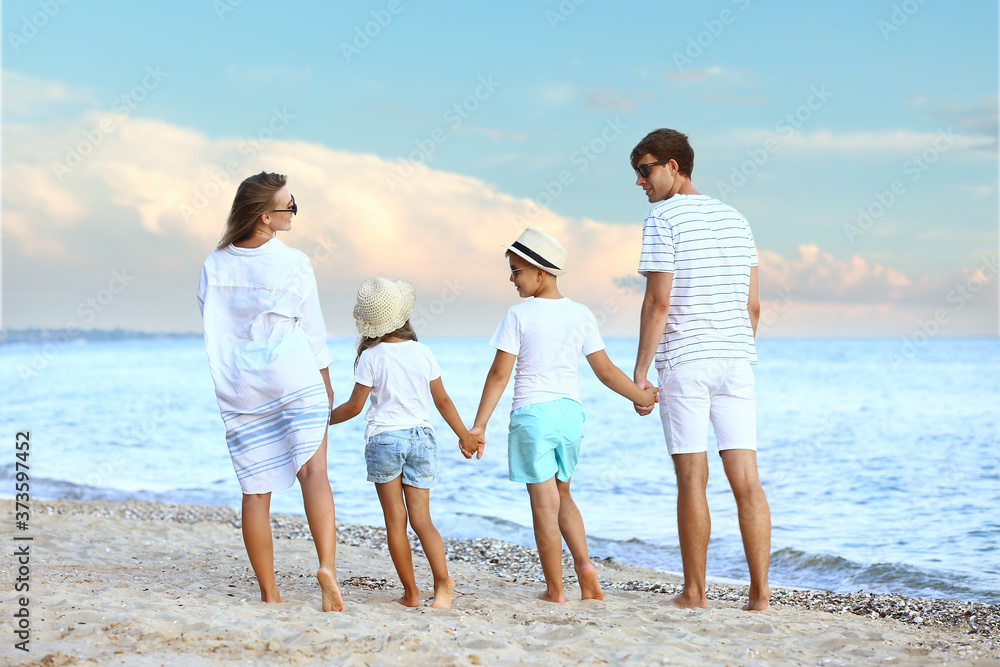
<box><xmin>507</xmin><ymin>398</ymin><xmax>585</xmax><ymax>484</ymax></box>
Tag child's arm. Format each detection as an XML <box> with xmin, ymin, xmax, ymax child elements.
<box><xmin>586</xmin><ymin>350</ymin><xmax>659</xmax><ymax>407</ymax></box>
<box><xmin>430</xmin><ymin>378</ymin><xmax>483</xmax><ymax>460</ymax></box>
<box><xmin>329</xmin><ymin>383</ymin><xmax>372</xmax><ymax>425</ymax></box>
<box><xmin>471</xmin><ymin>350</ymin><xmax>516</xmax><ymax>442</ymax></box>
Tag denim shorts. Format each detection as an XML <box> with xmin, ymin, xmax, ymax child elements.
<box><xmin>507</xmin><ymin>398</ymin><xmax>584</xmax><ymax>484</ymax></box>
<box><xmin>365</xmin><ymin>427</ymin><xmax>437</xmax><ymax>488</ymax></box>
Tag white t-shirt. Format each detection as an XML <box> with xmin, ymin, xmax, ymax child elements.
<box><xmin>637</xmin><ymin>194</ymin><xmax>758</xmax><ymax>369</ymax></box>
<box><xmin>354</xmin><ymin>341</ymin><xmax>442</xmax><ymax>441</ymax></box>
<box><xmin>489</xmin><ymin>297</ymin><xmax>605</xmax><ymax>411</ymax></box>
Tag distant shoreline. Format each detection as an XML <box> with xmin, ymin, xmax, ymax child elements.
<box><xmin>1</xmin><ymin>328</ymin><xmax>997</xmax><ymax>344</ymax></box>
<box><xmin>0</xmin><ymin>328</ymin><xmax>204</xmax><ymax>343</ymax></box>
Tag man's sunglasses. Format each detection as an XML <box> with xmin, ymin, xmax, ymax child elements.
<box><xmin>272</xmin><ymin>194</ymin><xmax>297</xmax><ymax>215</ymax></box>
<box><xmin>634</xmin><ymin>160</ymin><xmax>670</xmax><ymax>179</ymax></box>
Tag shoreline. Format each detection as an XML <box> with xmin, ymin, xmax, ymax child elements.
<box><xmin>3</xmin><ymin>498</ymin><xmax>998</xmax><ymax>665</ymax></box>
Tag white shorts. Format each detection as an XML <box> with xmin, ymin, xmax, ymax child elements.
<box><xmin>657</xmin><ymin>359</ymin><xmax>757</xmax><ymax>456</ymax></box>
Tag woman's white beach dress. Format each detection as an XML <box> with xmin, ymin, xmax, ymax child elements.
<box><xmin>198</xmin><ymin>238</ymin><xmax>333</xmax><ymax>494</ymax></box>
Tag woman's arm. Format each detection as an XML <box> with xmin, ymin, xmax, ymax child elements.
<box><xmin>430</xmin><ymin>378</ymin><xmax>483</xmax><ymax>459</ymax></box>
<box><xmin>320</xmin><ymin>367</ymin><xmax>334</xmax><ymax>408</ymax></box>
<box><xmin>329</xmin><ymin>383</ymin><xmax>372</xmax><ymax>425</ymax></box>
<box><xmin>587</xmin><ymin>350</ymin><xmax>659</xmax><ymax>407</ymax></box>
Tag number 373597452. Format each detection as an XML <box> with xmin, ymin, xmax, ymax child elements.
<box><xmin>15</xmin><ymin>431</ymin><xmax>30</xmax><ymax>500</ymax></box>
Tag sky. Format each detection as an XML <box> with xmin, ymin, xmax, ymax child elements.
<box><xmin>2</xmin><ymin>0</ymin><xmax>997</xmax><ymax>338</ymax></box>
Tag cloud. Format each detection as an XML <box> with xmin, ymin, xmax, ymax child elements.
<box><xmin>731</xmin><ymin>127</ymin><xmax>996</xmax><ymax>156</ymax></box>
<box><xmin>663</xmin><ymin>66</ymin><xmax>723</xmax><ymax>81</ymax></box>
<box><xmin>454</xmin><ymin>126</ymin><xmax>526</xmax><ymax>142</ymax></box>
<box><xmin>922</xmin><ymin>95</ymin><xmax>999</xmax><ymax>140</ymax></box>
<box><xmin>758</xmin><ymin>244</ymin><xmax>998</xmax><ymax>309</ymax></box>
<box><xmin>2</xmin><ymin>70</ymin><xmax>96</xmax><ymax>115</ymax></box>
<box><xmin>536</xmin><ymin>83</ymin><xmax>575</xmax><ymax>107</ymax></box>
<box><xmin>3</xmin><ymin>91</ymin><xmax>995</xmax><ymax>338</ymax></box>
<box><xmin>693</xmin><ymin>93</ymin><xmax>766</xmax><ymax>106</ymax></box>
<box><xmin>582</xmin><ymin>87</ymin><xmax>649</xmax><ymax>113</ymax></box>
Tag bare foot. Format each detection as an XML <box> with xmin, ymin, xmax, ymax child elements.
<box><xmin>260</xmin><ymin>587</ymin><xmax>287</xmax><ymax>603</ymax></box>
<box><xmin>666</xmin><ymin>590</ymin><xmax>708</xmax><ymax>609</ymax></box>
<box><xmin>577</xmin><ymin>563</ymin><xmax>604</xmax><ymax>601</ymax></box>
<box><xmin>317</xmin><ymin>568</ymin><xmax>344</xmax><ymax>612</ymax></box>
<box><xmin>742</xmin><ymin>597</ymin><xmax>770</xmax><ymax>611</ymax></box>
<box><xmin>430</xmin><ymin>578</ymin><xmax>455</xmax><ymax>609</ymax></box>
<box><xmin>394</xmin><ymin>593</ymin><xmax>421</xmax><ymax>608</ymax></box>
<box><xmin>535</xmin><ymin>590</ymin><xmax>566</xmax><ymax>603</ymax></box>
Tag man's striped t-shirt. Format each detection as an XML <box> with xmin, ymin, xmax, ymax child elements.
<box><xmin>637</xmin><ymin>194</ymin><xmax>758</xmax><ymax>369</ymax></box>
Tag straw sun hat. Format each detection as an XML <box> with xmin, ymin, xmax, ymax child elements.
<box><xmin>353</xmin><ymin>277</ymin><xmax>416</xmax><ymax>338</ymax></box>
<box><xmin>506</xmin><ymin>228</ymin><xmax>567</xmax><ymax>276</ymax></box>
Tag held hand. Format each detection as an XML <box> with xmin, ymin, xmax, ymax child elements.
<box><xmin>463</xmin><ymin>426</ymin><xmax>486</xmax><ymax>460</ymax></box>
<box><xmin>633</xmin><ymin>377</ymin><xmax>657</xmax><ymax>416</ymax></box>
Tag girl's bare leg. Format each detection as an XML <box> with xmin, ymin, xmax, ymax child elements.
<box><xmin>241</xmin><ymin>492</ymin><xmax>284</xmax><ymax>603</ymax></box>
<box><xmin>297</xmin><ymin>436</ymin><xmax>344</xmax><ymax>611</ymax></box>
<box><xmin>375</xmin><ymin>476</ymin><xmax>420</xmax><ymax>607</ymax></box>
<box><xmin>402</xmin><ymin>485</ymin><xmax>455</xmax><ymax>608</ymax></box>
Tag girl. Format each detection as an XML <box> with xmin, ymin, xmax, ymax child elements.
<box><xmin>329</xmin><ymin>277</ymin><xmax>482</xmax><ymax>609</ymax></box>
<box><xmin>198</xmin><ymin>172</ymin><xmax>343</xmax><ymax>612</ymax></box>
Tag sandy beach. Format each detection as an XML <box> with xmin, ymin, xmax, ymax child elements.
<box><xmin>2</xmin><ymin>499</ymin><xmax>997</xmax><ymax>666</ymax></box>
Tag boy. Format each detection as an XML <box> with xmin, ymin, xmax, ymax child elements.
<box><xmin>470</xmin><ymin>228</ymin><xmax>659</xmax><ymax>603</ymax></box>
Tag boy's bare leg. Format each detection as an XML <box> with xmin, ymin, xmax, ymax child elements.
<box><xmin>375</xmin><ymin>476</ymin><xmax>420</xmax><ymax>607</ymax></box>
<box><xmin>720</xmin><ymin>449</ymin><xmax>771</xmax><ymax>611</ymax></box>
<box><xmin>297</xmin><ymin>436</ymin><xmax>344</xmax><ymax>611</ymax></box>
<box><xmin>669</xmin><ymin>453</ymin><xmax>710</xmax><ymax>609</ymax></box>
<box><xmin>526</xmin><ymin>478</ymin><xmax>566</xmax><ymax>603</ymax></box>
<box><xmin>241</xmin><ymin>492</ymin><xmax>285</xmax><ymax>603</ymax></box>
<box><xmin>554</xmin><ymin>478</ymin><xmax>603</xmax><ymax>600</ymax></box>
<box><xmin>402</xmin><ymin>485</ymin><xmax>455</xmax><ymax>608</ymax></box>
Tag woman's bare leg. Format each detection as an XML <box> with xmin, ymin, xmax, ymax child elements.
<box><xmin>241</xmin><ymin>491</ymin><xmax>284</xmax><ymax>603</ymax></box>
<box><xmin>298</xmin><ymin>435</ymin><xmax>344</xmax><ymax>611</ymax></box>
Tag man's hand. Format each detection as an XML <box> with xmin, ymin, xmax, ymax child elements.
<box><xmin>633</xmin><ymin>377</ymin><xmax>657</xmax><ymax>416</ymax></box>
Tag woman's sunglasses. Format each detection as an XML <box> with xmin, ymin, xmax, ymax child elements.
<box><xmin>272</xmin><ymin>194</ymin><xmax>297</xmax><ymax>215</ymax></box>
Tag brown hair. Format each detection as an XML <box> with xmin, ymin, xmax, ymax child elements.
<box><xmin>630</xmin><ymin>129</ymin><xmax>695</xmax><ymax>178</ymax></box>
<box><xmin>354</xmin><ymin>320</ymin><xmax>418</xmax><ymax>369</ymax></box>
<box><xmin>217</xmin><ymin>171</ymin><xmax>287</xmax><ymax>249</ymax></box>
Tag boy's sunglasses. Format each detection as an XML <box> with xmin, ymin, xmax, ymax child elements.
<box><xmin>634</xmin><ymin>160</ymin><xmax>669</xmax><ymax>179</ymax></box>
<box><xmin>271</xmin><ymin>194</ymin><xmax>297</xmax><ymax>215</ymax></box>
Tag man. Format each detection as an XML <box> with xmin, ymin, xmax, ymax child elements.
<box><xmin>630</xmin><ymin>128</ymin><xmax>771</xmax><ymax>611</ymax></box>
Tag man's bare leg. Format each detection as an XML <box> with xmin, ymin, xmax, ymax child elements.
<box><xmin>669</xmin><ymin>452</ymin><xmax>710</xmax><ymax>609</ymax></box>
<box><xmin>297</xmin><ymin>436</ymin><xmax>344</xmax><ymax>612</ymax></box>
<box><xmin>526</xmin><ymin>478</ymin><xmax>566</xmax><ymax>602</ymax></box>
<box><xmin>721</xmin><ymin>449</ymin><xmax>771</xmax><ymax>611</ymax></box>
<box><xmin>554</xmin><ymin>478</ymin><xmax>603</xmax><ymax>600</ymax></box>
<box><xmin>241</xmin><ymin>492</ymin><xmax>285</xmax><ymax>603</ymax></box>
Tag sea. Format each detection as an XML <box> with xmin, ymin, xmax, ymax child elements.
<box><xmin>2</xmin><ymin>336</ymin><xmax>998</xmax><ymax>605</ymax></box>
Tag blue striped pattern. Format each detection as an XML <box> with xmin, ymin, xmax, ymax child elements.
<box><xmin>221</xmin><ymin>384</ymin><xmax>329</xmax><ymax>493</ymax></box>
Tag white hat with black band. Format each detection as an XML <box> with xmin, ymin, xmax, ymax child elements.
<box><xmin>506</xmin><ymin>228</ymin><xmax>567</xmax><ymax>277</ymax></box>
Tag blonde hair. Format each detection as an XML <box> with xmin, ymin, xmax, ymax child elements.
<box><xmin>355</xmin><ymin>320</ymin><xmax>418</xmax><ymax>369</ymax></box>
<box><xmin>217</xmin><ymin>171</ymin><xmax>287</xmax><ymax>250</ymax></box>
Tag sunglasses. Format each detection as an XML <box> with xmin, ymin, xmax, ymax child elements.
<box><xmin>634</xmin><ymin>160</ymin><xmax>669</xmax><ymax>179</ymax></box>
<box><xmin>271</xmin><ymin>194</ymin><xmax>297</xmax><ymax>215</ymax></box>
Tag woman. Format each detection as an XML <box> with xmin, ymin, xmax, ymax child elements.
<box><xmin>198</xmin><ymin>171</ymin><xmax>343</xmax><ymax>611</ymax></box>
